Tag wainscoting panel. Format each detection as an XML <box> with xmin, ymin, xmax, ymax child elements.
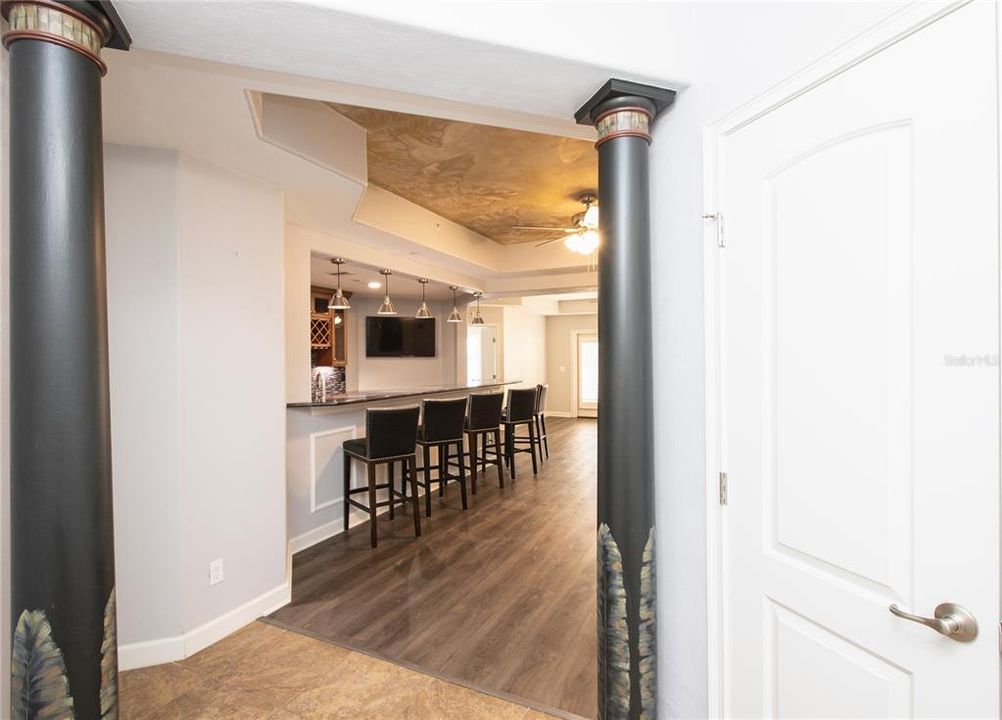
<box><xmin>309</xmin><ymin>424</ymin><xmax>357</xmax><ymax>513</ymax></box>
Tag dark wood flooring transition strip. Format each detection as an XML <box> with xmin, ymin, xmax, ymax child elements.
<box><xmin>269</xmin><ymin>417</ymin><xmax>598</xmax><ymax>719</ymax></box>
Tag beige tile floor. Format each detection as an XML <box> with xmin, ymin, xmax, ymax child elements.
<box><xmin>120</xmin><ymin>621</ymin><xmax>560</xmax><ymax>719</ymax></box>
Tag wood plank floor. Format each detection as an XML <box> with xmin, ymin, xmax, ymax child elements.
<box><xmin>268</xmin><ymin>417</ymin><xmax>597</xmax><ymax>719</ymax></box>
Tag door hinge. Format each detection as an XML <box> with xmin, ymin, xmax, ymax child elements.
<box><xmin>719</xmin><ymin>471</ymin><xmax>728</xmax><ymax>505</ymax></box>
<box><xmin>703</xmin><ymin>212</ymin><xmax>725</xmax><ymax>248</ymax></box>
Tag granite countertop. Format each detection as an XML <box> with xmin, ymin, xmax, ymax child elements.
<box><xmin>287</xmin><ymin>380</ymin><xmax>520</xmax><ymax>409</ymax></box>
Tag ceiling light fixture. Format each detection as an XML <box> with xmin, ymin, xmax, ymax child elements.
<box><xmin>377</xmin><ymin>270</ymin><xmax>397</xmax><ymax>315</ymax></box>
<box><xmin>327</xmin><ymin>257</ymin><xmax>351</xmax><ymax>310</ymax></box>
<box><xmin>447</xmin><ymin>286</ymin><xmax>463</xmax><ymax>323</ymax></box>
<box><xmin>565</xmin><ymin>228</ymin><xmax>600</xmax><ymax>255</ymax></box>
<box><xmin>471</xmin><ymin>292</ymin><xmax>485</xmax><ymax>325</ymax></box>
<box><xmin>415</xmin><ymin>278</ymin><xmax>432</xmax><ymax>318</ymax></box>
<box><xmin>367</xmin><ymin>281</ymin><xmax>382</xmax><ymax>289</ymax></box>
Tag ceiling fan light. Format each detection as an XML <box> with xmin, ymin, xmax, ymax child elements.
<box><xmin>582</xmin><ymin>204</ymin><xmax>599</xmax><ymax>228</ymax></box>
<box><xmin>415</xmin><ymin>301</ymin><xmax>432</xmax><ymax>318</ymax></box>
<box><xmin>564</xmin><ymin>232</ymin><xmax>583</xmax><ymax>253</ymax></box>
<box><xmin>328</xmin><ymin>288</ymin><xmax>351</xmax><ymax>310</ymax></box>
<box><xmin>578</xmin><ymin>229</ymin><xmax>600</xmax><ymax>254</ymax></box>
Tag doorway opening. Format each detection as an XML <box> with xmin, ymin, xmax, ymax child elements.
<box><xmin>576</xmin><ymin>332</ymin><xmax>598</xmax><ymax>418</ymax></box>
<box><xmin>467</xmin><ymin>324</ymin><xmax>498</xmax><ymax>384</ymax></box>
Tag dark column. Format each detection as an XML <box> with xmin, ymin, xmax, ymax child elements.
<box><xmin>576</xmin><ymin>79</ymin><xmax>675</xmax><ymax>720</ymax></box>
<box><xmin>3</xmin><ymin>2</ymin><xmax>129</xmax><ymax>718</ymax></box>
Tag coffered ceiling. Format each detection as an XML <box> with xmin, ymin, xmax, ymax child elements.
<box><xmin>328</xmin><ymin>103</ymin><xmax>597</xmax><ymax>245</ymax></box>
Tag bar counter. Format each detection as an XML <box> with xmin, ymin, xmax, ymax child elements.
<box><xmin>286</xmin><ymin>380</ymin><xmax>519</xmax><ymax>409</ymax></box>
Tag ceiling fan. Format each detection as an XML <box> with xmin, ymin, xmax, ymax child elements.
<box><xmin>512</xmin><ymin>194</ymin><xmax>600</xmax><ymax>255</ymax></box>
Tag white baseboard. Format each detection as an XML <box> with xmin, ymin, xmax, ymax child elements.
<box><xmin>545</xmin><ymin>411</ymin><xmax>572</xmax><ymax>418</ymax></box>
<box><xmin>289</xmin><ymin>518</ymin><xmax>343</xmax><ymax>555</ymax></box>
<box><xmin>118</xmin><ymin>633</ymin><xmax>186</xmax><ymax>670</ymax></box>
<box><xmin>118</xmin><ymin>581</ymin><xmax>291</xmax><ymax>671</ymax></box>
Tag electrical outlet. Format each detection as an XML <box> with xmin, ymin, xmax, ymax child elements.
<box><xmin>209</xmin><ymin>559</ymin><xmax>224</xmax><ymax>586</ymax></box>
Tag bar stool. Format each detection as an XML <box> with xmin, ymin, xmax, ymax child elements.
<box><xmin>463</xmin><ymin>391</ymin><xmax>505</xmax><ymax>492</ymax></box>
<box><xmin>533</xmin><ymin>383</ymin><xmax>549</xmax><ymax>461</ymax></box>
<box><xmin>414</xmin><ymin>397</ymin><xmax>468</xmax><ymax>516</ymax></box>
<box><xmin>342</xmin><ymin>405</ymin><xmax>421</xmax><ymax>548</ymax></box>
<box><xmin>503</xmin><ymin>387</ymin><xmax>539</xmax><ymax>479</ymax></box>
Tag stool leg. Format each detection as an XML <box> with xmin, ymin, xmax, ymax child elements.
<box><xmin>542</xmin><ymin>415</ymin><xmax>549</xmax><ymax>458</ymax></box>
<box><xmin>400</xmin><ymin>459</ymin><xmax>408</xmax><ymax>503</ymax></box>
<box><xmin>494</xmin><ymin>429</ymin><xmax>504</xmax><ymax>487</ymax></box>
<box><xmin>367</xmin><ymin>463</ymin><xmax>378</xmax><ymax>548</ymax></box>
<box><xmin>438</xmin><ymin>446</ymin><xmax>446</xmax><ymax>496</ymax></box>
<box><xmin>507</xmin><ymin>424</ymin><xmax>516</xmax><ymax>480</ymax></box>
<box><xmin>424</xmin><ymin>445</ymin><xmax>433</xmax><ymax>517</ymax></box>
<box><xmin>469</xmin><ymin>433</ymin><xmax>478</xmax><ymax>495</ymax></box>
<box><xmin>388</xmin><ymin>461</ymin><xmax>395</xmax><ymax>519</ymax></box>
<box><xmin>457</xmin><ymin>441</ymin><xmax>468</xmax><ymax>510</ymax></box>
<box><xmin>343</xmin><ymin>453</ymin><xmax>351</xmax><ymax>535</ymax></box>
<box><xmin>535</xmin><ymin>415</ymin><xmax>544</xmax><ymax>462</ymax></box>
<box><xmin>528</xmin><ymin>422</ymin><xmax>538</xmax><ymax>475</ymax></box>
<box><xmin>408</xmin><ymin>456</ymin><xmax>421</xmax><ymax>537</ymax></box>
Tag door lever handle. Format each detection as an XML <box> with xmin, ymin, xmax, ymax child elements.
<box><xmin>889</xmin><ymin>602</ymin><xmax>978</xmax><ymax>642</ymax></box>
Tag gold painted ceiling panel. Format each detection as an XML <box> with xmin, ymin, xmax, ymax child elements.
<box><xmin>328</xmin><ymin>103</ymin><xmax>597</xmax><ymax>245</ymax></box>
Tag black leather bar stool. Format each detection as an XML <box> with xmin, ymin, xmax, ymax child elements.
<box><xmin>342</xmin><ymin>405</ymin><xmax>421</xmax><ymax>548</ymax></box>
<box><xmin>503</xmin><ymin>387</ymin><xmax>539</xmax><ymax>479</ymax></box>
<box><xmin>463</xmin><ymin>391</ymin><xmax>504</xmax><ymax>492</ymax></box>
<box><xmin>533</xmin><ymin>383</ymin><xmax>549</xmax><ymax>460</ymax></box>
<box><xmin>413</xmin><ymin>397</ymin><xmax>468</xmax><ymax>516</ymax></box>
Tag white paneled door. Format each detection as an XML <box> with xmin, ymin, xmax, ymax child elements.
<box><xmin>718</xmin><ymin>4</ymin><xmax>999</xmax><ymax>718</ymax></box>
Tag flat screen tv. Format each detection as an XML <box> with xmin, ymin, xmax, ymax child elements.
<box><xmin>366</xmin><ymin>316</ymin><xmax>436</xmax><ymax>357</ymax></box>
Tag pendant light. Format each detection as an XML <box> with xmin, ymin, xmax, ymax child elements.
<box><xmin>415</xmin><ymin>278</ymin><xmax>432</xmax><ymax>318</ymax></box>
<box><xmin>471</xmin><ymin>292</ymin><xmax>485</xmax><ymax>325</ymax></box>
<box><xmin>447</xmin><ymin>285</ymin><xmax>463</xmax><ymax>323</ymax></box>
<box><xmin>327</xmin><ymin>257</ymin><xmax>351</xmax><ymax>310</ymax></box>
<box><xmin>377</xmin><ymin>269</ymin><xmax>397</xmax><ymax>315</ymax></box>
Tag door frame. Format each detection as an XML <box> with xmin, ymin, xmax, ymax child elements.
<box><xmin>701</xmin><ymin>2</ymin><xmax>982</xmax><ymax>716</ymax></box>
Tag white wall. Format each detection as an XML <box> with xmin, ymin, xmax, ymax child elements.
<box><xmin>175</xmin><ymin>154</ymin><xmax>286</xmax><ymax>633</ymax></box>
<box><xmin>347</xmin><ymin>297</ymin><xmax>459</xmax><ymax>392</ymax></box>
<box><xmin>501</xmin><ymin>304</ymin><xmax>546</xmax><ymax>389</ymax></box>
<box><xmin>545</xmin><ymin>314</ymin><xmax>597</xmax><ymax>416</ymax></box>
<box><xmin>106</xmin><ymin>145</ymin><xmax>184</xmax><ymax>646</ymax></box>
<box><xmin>105</xmin><ymin>145</ymin><xmax>288</xmax><ymax>666</ymax></box>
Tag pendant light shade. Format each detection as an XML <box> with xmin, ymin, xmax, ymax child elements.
<box><xmin>328</xmin><ymin>257</ymin><xmax>351</xmax><ymax>310</ymax></box>
<box><xmin>415</xmin><ymin>278</ymin><xmax>432</xmax><ymax>318</ymax></box>
<box><xmin>447</xmin><ymin>285</ymin><xmax>463</xmax><ymax>323</ymax></box>
<box><xmin>377</xmin><ymin>269</ymin><xmax>397</xmax><ymax>315</ymax></box>
<box><xmin>471</xmin><ymin>292</ymin><xmax>485</xmax><ymax>325</ymax></box>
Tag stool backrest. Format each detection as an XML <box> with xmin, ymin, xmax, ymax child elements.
<box><xmin>467</xmin><ymin>392</ymin><xmax>503</xmax><ymax>430</ymax></box>
<box><xmin>535</xmin><ymin>383</ymin><xmax>548</xmax><ymax>414</ymax></box>
<box><xmin>505</xmin><ymin>387</ymin><xmax>537</xmax><ymax>422</ymax></box>
<box><xmin>421</xmin><ymin>397</ymin><xmax>468</xmax><ymax>442</ymax></box>
<box><xmin>365</xmin><ymin>405</ymin><xmax>420</xmax><ymax>459</ymax></box>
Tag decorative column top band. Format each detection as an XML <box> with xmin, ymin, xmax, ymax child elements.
<box><xmin>2</xmin><ymin>0</ymin><xmax>109</xmax><ymax>74</ymax></box>
<box><xmin>593</xmin><ymin>105</ymin><xmax>652</xmax><ymax>148</ymax></box>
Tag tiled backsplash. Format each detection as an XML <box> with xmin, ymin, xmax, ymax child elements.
<box><xmin>312</xmin><ymin>366</ymin><xmax>346</xmax><ymax>402</ymax></box>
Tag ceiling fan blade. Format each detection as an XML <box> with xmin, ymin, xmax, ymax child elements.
<box><xmin>512</xmin><ymin>225</ymin><xmax>575</xmax><ymax>232</ymax></box>
<box><xmin>534</xmin><ymin>237</ymin><xmax>565</xmax><ymax>248</ymax></box>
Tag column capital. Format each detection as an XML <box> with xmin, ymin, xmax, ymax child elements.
<box><xmin>575</xmin><ymin>78</ymin><xmax>676</xmax><ymax>147</ymax></box>
<box><xmin>2</xmin><ymin>0</ymin><xmax>130</xmax><ymax>74</ymax></box>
